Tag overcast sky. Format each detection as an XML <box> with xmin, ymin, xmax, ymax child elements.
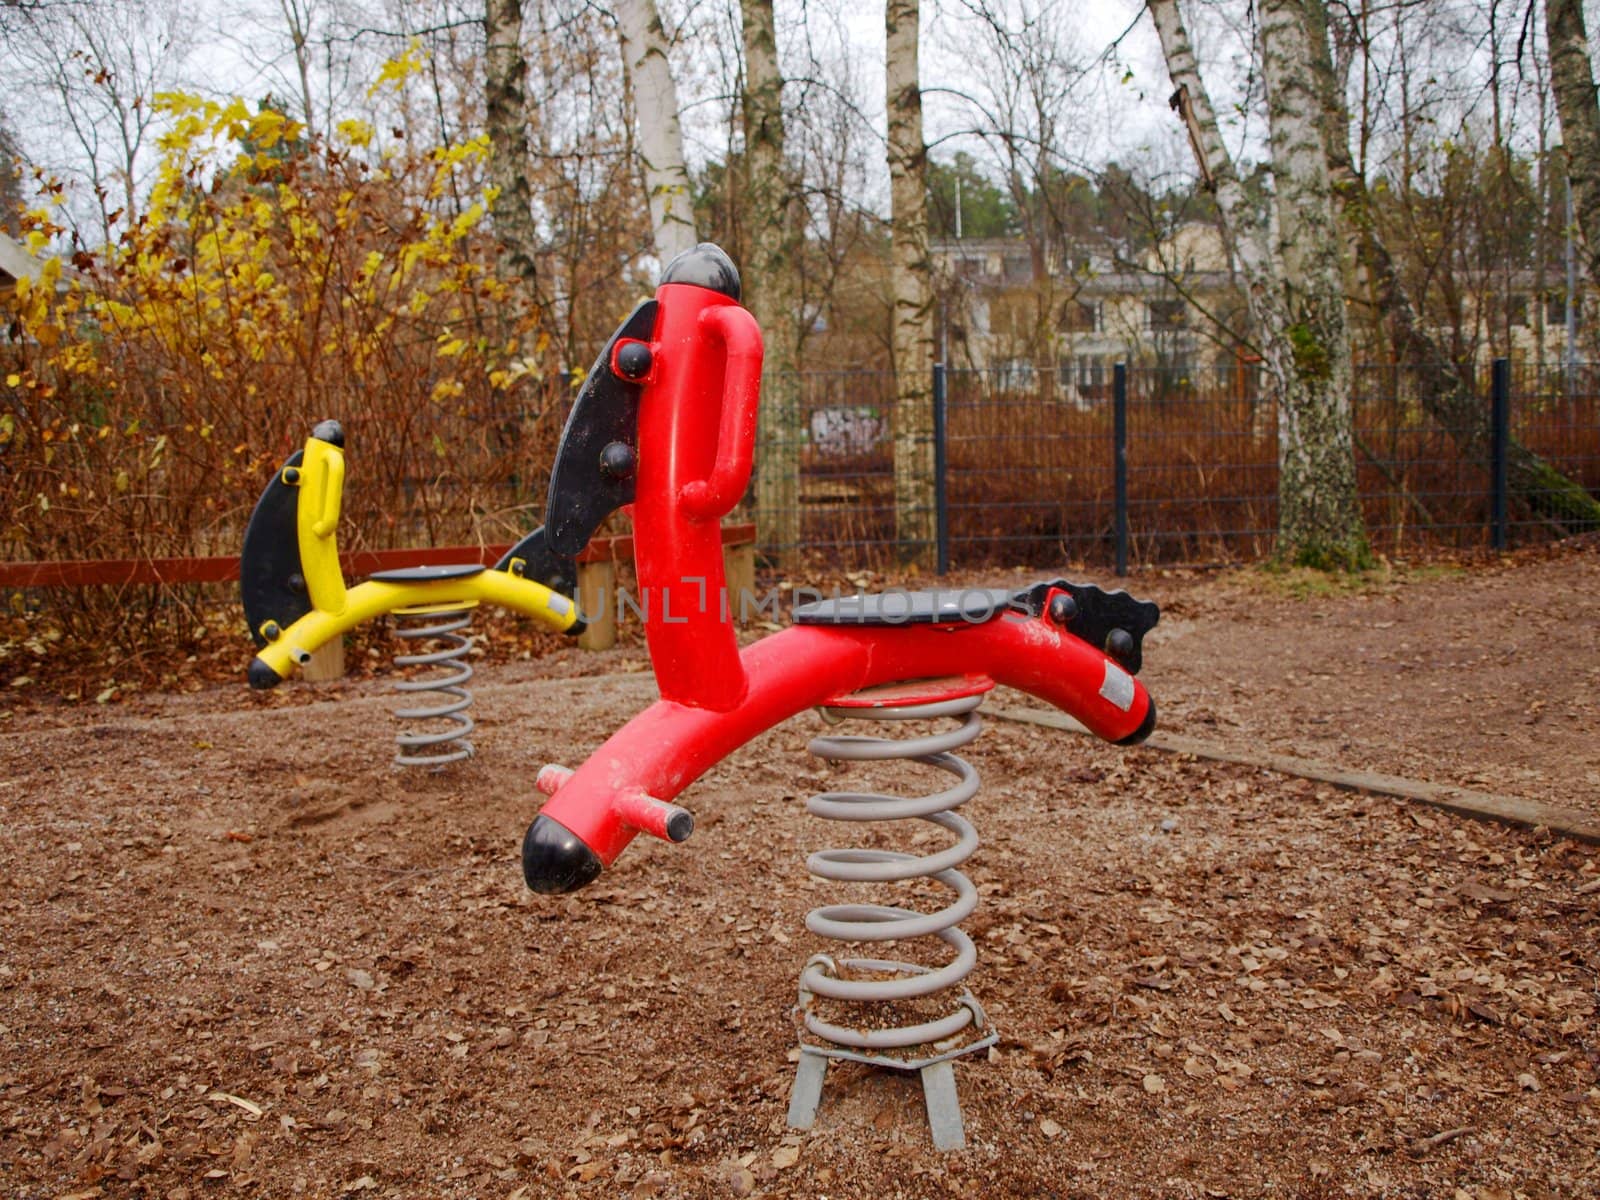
<box><xmin>0</xmin><ymin>0</ymin><xmax>1562</xmax><ymax>237</ymax></box>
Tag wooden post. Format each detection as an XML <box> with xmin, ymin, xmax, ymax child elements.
<box><xmin>577</xmin><ymin>559</ymin><xmax>616</xmax><ymax>651</ymax></box>
<box><xmin>723</xmin><ymin>539</ymin><xmax>756</xmax><ymax>620</ymax></box>
<box><xmin>300</xmin><ymin>637</ymin><xmax>346</xmax><ymax>682</ymax></box>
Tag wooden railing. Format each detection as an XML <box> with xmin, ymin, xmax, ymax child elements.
<box><xmin>0</xmin><ymin>523</ymin><xmax>760</xmax><ymax>661</ymax></box>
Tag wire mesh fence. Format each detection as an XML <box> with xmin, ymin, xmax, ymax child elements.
<box><xmin>747</xmin><ymin>359</ymin><xmax>1600</xmax><ymax>571</ymax></box>
<box><xmin>4</xmin><ymin>356</ymin><xmax>1593</xmax><ymax>581</ymax></box>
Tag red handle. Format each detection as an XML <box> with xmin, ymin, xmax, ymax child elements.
<box><xmin>678</xmin><ymin>303</ymin><xmax>763</xmax><ymax>520</ymax></box>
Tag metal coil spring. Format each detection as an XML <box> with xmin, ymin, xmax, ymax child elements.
<box><xmin>391</xmin><ymin>605</ymin><xmax>476</xmax><ymax>768</ymax></box>
<box><xmin>798</xmin><ymin>693</ymin><xmax>986</xmax><ymax>1052</ymax></box>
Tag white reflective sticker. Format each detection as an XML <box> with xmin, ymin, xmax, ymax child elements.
<box><xmin>1099</xmin><ymin>660</ymin><xmax>1135</xmax><ymax>712</ymax></box>
<box><xmin>547</xmin><ymin>593</ymin><xmax>573</xmax><ymax>616</ymax></box>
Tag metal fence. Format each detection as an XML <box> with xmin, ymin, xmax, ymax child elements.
<box><xmin>749</xmin><ymin>359</ymin><xmax>1600</xmax><ymax>571</ymax></box>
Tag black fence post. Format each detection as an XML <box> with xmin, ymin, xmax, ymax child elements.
<box><xmin>1490</xmin><ymin>357</ymin><xmax>1510</xmax><ymax>551</ymax></box>
<box><xmin>933</xmin><ymin>362</ymin><xmax>950</xmax><ymax>575</ymax></box>
<box><xmin>1114</xmin><ymin>362</ymin><xmax>1129</xmax><ymax>576</ymax></box>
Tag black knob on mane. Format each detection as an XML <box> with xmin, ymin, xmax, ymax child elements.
<box><xmin>311</xmin><ymin>418</ymin><xmax>344</xmax><ymax>447</ymax></box>
<box><xmin>660</xmin><ymin>243</ymin><xmax>741</xmax><ymax>301</ymax></box>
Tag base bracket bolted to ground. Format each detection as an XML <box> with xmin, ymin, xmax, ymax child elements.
<box><xmin>785</xmin><ymin>1029</ymin><xmax>997</xmax><ymax>1152</ymax></box>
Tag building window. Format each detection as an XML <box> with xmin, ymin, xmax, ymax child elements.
<box><xmin>1158</xmin><ymin>355</ymin><xmax>1194</xmax><ymax>392</ymax></box>
<box><xmin>1058</xmin><ymin>300</ymin><xmax>1097</xmax><ymax>333</ymax></box>
<box><xmin>995</xmin><ymin>359</ymin><xmax>1035</xmax><ymax>389</ymax></box>
<box><xmin>1147</xmin><ymin>299</ymin><xmax>1187</xmax><ymax>330</ymax></box>
<box><xmin>1507</xmin><ymin>295</ymin><xmax>1529</xmax><ymax>327</ymax></box>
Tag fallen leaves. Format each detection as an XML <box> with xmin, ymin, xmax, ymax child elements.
<box><xmin>1455</xmin><ymin>880</ymin><xmax>1515</xmax><ymax>905</ymax></box>
<box><xmin>206</xmin><ymin>1092</ymin><xmax>263</xmax><ymax>1121</ymax></box>
<box><xmin>1409</xmin><ymin>1126</ymin><xmax>1473</xmax><ymax>1157</ymax></box>
<box><xmin>4</xmin><ymin>557</ymin><xmax>1600</xmax><ymax>1200</ymax></box>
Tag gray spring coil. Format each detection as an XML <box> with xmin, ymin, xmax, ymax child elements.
<box><xmin>391</xmin><ymin>605</ymin><xmax>476</xmax><ymax>768</ymax></box>
<box><xmin>798</xmin><ymin>692</ymin><xmax>986</xmax><ymax>1051</ymax></box>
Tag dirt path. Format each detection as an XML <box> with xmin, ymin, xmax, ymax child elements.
<box><xmin>0</xmin><ymin>545</ymin><xmax>1595</xmax><ymax>1198</ymax></box>
<box><xmin>1142</xmin><ymin>544</ymin><xmax>1600</xmax><ymax>816</ymax></box>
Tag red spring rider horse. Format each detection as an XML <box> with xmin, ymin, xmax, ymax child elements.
<box><xmin>526</xmin><ymin>243</ymin><xmax>1157</xmax><ymax>892</ymax></box>
<box><xmin>527</xmin><ymin>243</ymin><xmax>1159</xmax><ymax>1149</ymax></box>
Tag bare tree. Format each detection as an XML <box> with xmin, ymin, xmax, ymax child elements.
<box><xmin>1547</xmin><ymin>0</ymin><xmax>1600</xmax><ymax>285</ymax></box>
<box><xmin>1309</xmin><ymin>0</ymin><xmax>1600</xmax><ymax>529</ymax></box>
<box><xmin>1150</xmin><ymin>0</ymin><xmax>1367</xmax><ymax>567</ymax></box>
<box><xmin>197</xmin><ymin>0</ymin><xmax>391</xmax><ymax>146</ymax></box>
<box><xmin>887</xmin><ymin>0</ymin><xmax>936</xmax><ymax>567</ymax></box>
<box><xmin>1146</xmin><ymin>0</ymin><xmax>1278</xmax><ymax>332</ymax></box>
<box><xmin>1259</xmin><ymin>0</ymin><xmax>1367</xmax><ymax>567</ymax></box>
<box><xmin>484</xmin><ymin>0</ymin><xmax>545</xmax><ymax>303</ymax></box>
<box><xmin>941</xmin><ymin>0</ymin><xmax>1087</xmax><ymax>367</ymax></box>
<box><xmin>276</xmin><ymin>0</ymin><xmax>319</xmax><ymax>129</ymax></box>
<box><xmin>616</xmin><ymin>0</ymin><xmax>695</xmax><ymax>263</ymax></box>
<box><xmin>779</xmin><ymin>1</ymin><xmax>883</xmax><ymax>369</ymax></box>
<box><xmin>0</xmin><ymin>110</ymin><xmax>24</xmax><ymax>232</ymax></box>
<box><xmin>5</xmin><ymin>0</ymin><xmax>192</xmax><ymax>243</ymax></box>
<box><xmin>739</xmin><ymin>0</ymin><xmax>803</xmax><ymax>557</ymax></box>
<box><xmin>519</xmin><ymin>0</ymin><xmax>647</xmax><ymax>367</ymax></box>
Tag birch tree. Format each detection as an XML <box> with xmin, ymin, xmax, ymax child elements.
<box><xmin>1310</xmin><ymin>1</ymin><xmax>1600</xmax><ymax>529</ymax></box>
<box><xmin>740</xmin><ymin>0</ymin><xmax>803</xmax><ymax>557</ymax></box>
<box><xmin>484</xmin><ymin>0</ymin><xmax>544</xmax><ymax>303</ymax></box>
<box><xmin>1258</xmin><ymin>0</ymin><xmax>1367</xmax><ymax>567</ymax></box>
<box><xmin>1148</xmin><ymin>0</ymin><xmax>1368</xmax><ymax>568</ymax></box>
<box><xmin>616</xmin><ymin>0</ymin><xmax>695</xmax><ymax>263</ymax></box>
<box><xmin>1146</xmin><ymin>0</ymin><xmax>1279</xmax><ymax>354</ymax></box>
<box><xmin>1547</xmin><ymin>0</ymin><xmax>1600</xmax><ymax>287</ymax></box>
<box><xmin>887</xmin><ymin>0</ymin><xmax>936</xmax><ymax>567</ymax></box>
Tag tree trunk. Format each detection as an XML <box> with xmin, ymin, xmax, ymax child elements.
<box><xmin>1548</xmin><ymin>0</ymin><xmax>1600</xmax><ymax>289</ymax></box>
<box><xmin>886</xmin><ymin>0</ymin><xmax>937</xmax><ymax>569</ymax></box>
<box><xmin>277</xmin><ymin>0</ymin><xmax>316</xmax><ymax>133</ymax></box>
<box><xmin>1151</xmin><ymin>0</ymin><xmax>1369</xmax><ymax>567</ymax></box>
<box><xmin>483</xmin><ymin>0</ymin><xmax>544</xmax><ymax>304</ymax></box>
<box><xmin>1309</xmin><ymin>0</ymin><xmax>1600</xmax><ymax>530</ymax></box>
<box><xmin>739</xmin><ymin>0</ymin><xmax>803</xmax><ymax>560</ymax></box>
<box><xmin>1146</xmin><ymin>0</ymin><xmax>1278</xmax><ymax>318</ymax></box>
<box><xmin>1148</xmin><ymin>0</ymin><xmax>1297</xmax><ymax>445</ymax></box>
<box><xmin>617</xmin><ymin>0</ymin><xmax>696</xmax><ymax>264</ymax></box>
<box><xmin>1259</xmin><ymin>0</ymin><xmax>1369</xmax><ymax>568</ymax></box>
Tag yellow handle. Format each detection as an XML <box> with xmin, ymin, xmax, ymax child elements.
<box><xmin>295</xmin><ymin>437</ymin><xmax>348</xmax><ymax>614</ymax></box>
<box><xmin>252</xmin><ymin>573</ymin><xmax>578</xmax><ymax>684</ymax></box>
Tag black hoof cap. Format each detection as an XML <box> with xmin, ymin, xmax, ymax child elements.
<box><xmin>247</xmin><ymin>658</ymin><xmax>283</xmax><ymax>689</ymax></box>
<box><xmin>522</xmin><ymin>814</ymin><xmax>603</xmax><ymax>893</ymax></box>
<box><xmin>311</xmin><ymin>418</ymin><xmax>345</xmax><ymax>447</ymax></box>
<box><xmin>1116</xmin><ymin>698</ymin><xmax>1158</xmax><ymax>746</ymax></box>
